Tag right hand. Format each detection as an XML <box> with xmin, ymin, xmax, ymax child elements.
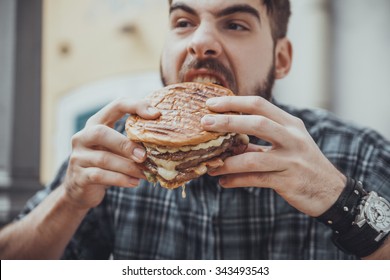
<box><xmin>62</xmin><ymin>97</ymin><xmax>160</xmax><ymax>209</ymax></box>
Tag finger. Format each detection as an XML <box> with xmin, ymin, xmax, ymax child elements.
<box><xmin>82</xmin><ymin>167</ymin><xmax>141</xmax><ymax>188</ymax></box>
<box><xmin>87</xmin><ymin>98</ymin><xmax>160</xmax><ymax>127</ymax></box>
<box><xmin>72</xmin><ymin>126</ymin><xmax>147</xmax><ymax>162</ymax></box>
<box><xmin>206</xmin><ymin>96</ymin><xmax>293</xmax><ymax>126</ymax></box>
<box><xmin>77</xmin><ymin>149</ymin><xmax>146</xmax><ymax>179</ymax></box>
<box><xmin>209</xmin><ymin>151</ymin><xmax>285</xmax><ymax>176</ymax></box>
<box><xmin>201</xmin><ymin>114</ymin><xmax>288</xmax><ymax>146</ymax></box>
<box><xmin>232</xmin><ymin>144</ymin><xmax>248</xmax><ymax>155</ymax></box>
<box><xmin>245</xmin><ymin>143</ymin><xmax>272</xmax><ymax>153</ymax></box>
<box><xmin>218</xmin><ymin>172</ymin><xmax>280</xmax><ymax>189</ymax></box>
<box><xmin>232</xmin><ymin>142</ymin><xmax>270</xmax><ymax>155</ymax></box>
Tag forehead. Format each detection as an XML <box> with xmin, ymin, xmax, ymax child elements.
<box><xmin>170</xmin><ymin>0</ymin><xmax>266</xmax><ymax>15</ymax></box>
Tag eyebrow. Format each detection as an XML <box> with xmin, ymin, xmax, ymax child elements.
<box><xmin>170</xmin><ymin>3</ymin><xmax>261</xmax><ymax>24</ymax></box>
<box><xmin>169</xmin><ymin>2</ymin><xmax>196</xmax><ymax>16</ymax></box>
<box><xmin>216</xmin><ymin>4</ymin><xmax>261</xmax><ymax>24</ymax></box>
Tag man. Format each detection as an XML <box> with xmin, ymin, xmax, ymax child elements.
<box><xmin>0</xmin><ymin>0</ymin><xmax>389</xmax><ymax>259</ymax></box>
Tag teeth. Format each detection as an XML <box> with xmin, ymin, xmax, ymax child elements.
<box><xmin>192</xmin><ymin>75</ymin><xmax>222</xmax><ymax>85</ymax></box>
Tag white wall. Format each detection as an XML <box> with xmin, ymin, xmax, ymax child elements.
<box><xmin>275</xmin><ymin>0</ymin><xmax>390</xmax><ymax>139</ymax></box>
<box><xmin>331</xmin><ymin>0</ymin><xmax>390</xmax><ymax>139</ymax></box>
<box><xmin>274</xmin><ymin>0</ymin><xmax>330</xmax><ymax>110</ymax></box>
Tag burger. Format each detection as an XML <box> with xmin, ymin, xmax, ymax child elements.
<box><xmin>125</xmin><ymin>82</ymin><xmax>249</xmax><ymax>191</ymax></box>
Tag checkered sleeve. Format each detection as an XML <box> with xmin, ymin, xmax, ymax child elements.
<box><xmin>295</xmin><ymin>106</ymin><xmax>390</xmax><ymax>199</ymax></box>
<box><xmin>16</xmin><ymin>158</ymin><xmax>114</xmax><ymax>259</ymax></box>
<box><xmin>16</xmin><ymin>160</ymin><xmax>69</xmax><ymax>220</ymax></box>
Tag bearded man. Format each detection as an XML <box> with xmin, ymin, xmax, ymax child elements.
<box><xmin>1</xmin><ymin>0</ymin><xmax>389</xmax><ymax>260</ymax></box>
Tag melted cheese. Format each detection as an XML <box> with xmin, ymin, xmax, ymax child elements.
<box><xmin>157</xmin><ymin>167</ymin><xmax>179</xmax><ymax>180</ymax></box>
<box><xmin>181</xmin><ymin>185</ymin><xmax>186</xmax><ymax>199</ymax></box>
<box><xmin>193</xmin><ymin>164</ymin><xmax>207</xmax><ymax>175</ymax></box>
<box><xmin>150</xmin><ymin>155</ymin><xmax>199</xmax><ymax>170</ymax></box>
<box><xmin>146</xmin><ymin>133</ymin><xmax>235</xmax><ymax>153</ymax></box>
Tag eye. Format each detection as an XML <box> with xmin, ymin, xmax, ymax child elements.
<box><xmin>226</xmin><ymin>22</ymin><xmax>249</xmax><ymax>31</ymax></box>
<box><xmin>174</xmin><ymin>18</ymin><xmax>194</xmax><ymax>29</ymax></box>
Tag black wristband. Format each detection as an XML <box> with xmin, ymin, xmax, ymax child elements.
<box><xmin>332</xmin><ymin>223</ymin><xmax>390</xmax><ymax>258</ymax></box>
<box><xmin>317</xmin><ymin>177</ymin><xmax>366</xmax><ymax>234</ymax></box>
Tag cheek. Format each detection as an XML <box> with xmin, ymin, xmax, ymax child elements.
<box><xmin>161</xmin><ymin>38</ymin><xmax>188</xmax><ymax>84</ymax></box>
<box><xmin>234</xmin><ymin>43</ymin><xmax>274</xmax><ymax>93</ymax></box>
<box><xmin>161</xmin><ymin>47</ymin><xmax>176</xmax><ymax>83</ymax></box>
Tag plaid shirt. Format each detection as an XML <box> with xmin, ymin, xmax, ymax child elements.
<box><xmin>18</xmin><ymin>102</ymin><xmax>390</xmax><ymax>259</ymax></box>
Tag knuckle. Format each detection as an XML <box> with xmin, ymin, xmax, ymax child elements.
<box><xmin>251</xmin><ymin>96</ymin><xmax>265</xmax><ymax>110</ymax></box>
<box><xmin>289</xmin><ymin>135</ymin><xmax>303</xmax><ymax>151</ymax></box>
<box><xmin>109</xmin><ymin>97</ymin><xmax>124</xmax><ymax>109</ymax></box>
<box><xmin>290</xmin><ymin>129</ymin><xmax>307</xmax><ymax>150</ymax></box>
<box><xmin>113</xmin><ymin>97</ymin><xmax>129</xmax><ymax>110</ymax></box>
<box><xmin>85</xmin><ymin>111</ymin><xmax>105</xmax><ymax>127</ymax></box>
<box><xmin>119</xmin><ymin>139</ymin><xmax>131</xmax><ymax>154</ymax></box>
<box><xmin>218</xmin><ymin>114</ymin><xmax>232</xmax><ymax>127</ymax></box>
<box><xmin>289</xmin><ymin>157</ymin><xmax>302</xmax><ymax>169</ymax></box>
<box><xmin>91</xmin><ymin>124</ymin><xmax>107</xmax><ymax>140</ymax></box>
<box><xmin>245</xmin><ymin>154</ymin><xmax>260</xmax><ymax>171</ymax></box>
<box><xmin>254</xmin><ymin>116</ymin><xmax>266</xmax><ymax>128</ymax></box>
<box><xmin>88</xmin><ymin>169</ymin><xmax>102</xmax><ymax>183</ymax></box>
<box><xmin>71</xmin><ymin>131</ymin><xmax>82</xmax><ymax>147</ymax></box>
<box><xmin>68</xmin><ymin>153</ymin><xmax>80</xmax><ymax>166</ymax></box>
<box><xmin>85</xmin><ymin>116</ymin><xmax>96</xmax><ymax>127</ymax></box>
<box><xmin>224</xmin><ymin>115</ymin><xmax>232</xmax><ymax>126</ymax></box>
<box><xmin>95</xmin><ymin>153</ymin><xmax>108</xmax><ymax>167</ymax></box>
<box><xmin>251</xmin><ymin>116</ymin><xmax>267</xmax><ymax>134</ymax></box>
<box><xmin>292</xmin><ymin>116</ymin><xmax>305</xmax><ymax>128</ymax></box>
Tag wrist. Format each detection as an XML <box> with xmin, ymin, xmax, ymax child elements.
<box><xmin>317</xmin><ymin>177</ymin><xmax>366</xmax><ymax>234</ymax></box>
<box><xmin>312</xmin><ymin>172</ymin><xmax>347</xmax><ymax>217</ymax></box>
<box><xmin>59</xmin><ymin>184</ymin><xmax>93</xmax><ymax>213</ymax></box>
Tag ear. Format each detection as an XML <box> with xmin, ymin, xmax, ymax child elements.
<box><xmin>274</xmin><ymin>38</ymin><xmax>292</xmax><ymax>79</ymax></box>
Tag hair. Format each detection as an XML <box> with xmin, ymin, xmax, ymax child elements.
<box><xmin>263</xmin><ymin>0</ymin><xmax>291</xmax><ymax>41</ymax></box>
<box><xmin>167</xmin><ymin>0</ymin><xmax>291</xmax><ymax>41</ymax></box>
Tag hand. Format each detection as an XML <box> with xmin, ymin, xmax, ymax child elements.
<box><xmin>63</xmin><ymin>97</ymin><xmax>160</xmax><ymax>209</ymax></box>
<box><xmin>201</xmin><ymin>96</ymin><xmax>346</xmax><ymax>217</ymax></box>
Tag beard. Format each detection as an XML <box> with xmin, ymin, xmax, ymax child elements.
<box><xmin>160</xmin><ymin>58</ymin><xmax>276</xmax><ymax>101</ymax></box>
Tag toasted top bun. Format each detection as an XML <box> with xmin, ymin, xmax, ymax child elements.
<box><xmin>126</xmin><ymin>82</ymin><xmax>235</xmax><ymax>147</ymax></box>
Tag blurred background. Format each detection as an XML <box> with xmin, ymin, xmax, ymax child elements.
<box><xmin>0</xmin><ymin>0</ymin><xmax>389</xmax><ymax>224</ymax></box>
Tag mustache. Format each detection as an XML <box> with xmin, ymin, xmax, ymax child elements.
<box><xmin>179</xmin><ymin>58</ymin><xmax>236</xmax><ymax>89</ymax></box>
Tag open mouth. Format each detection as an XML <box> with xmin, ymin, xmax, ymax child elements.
<box><xmin>191</xmin><ymin>75</ymin><xmax>224</xmax><ymax>87</ymax></box>
<box><xmin>184</xmin><ymin>69</ymin><xmax>228</xmax><ymax>88</ymax></box>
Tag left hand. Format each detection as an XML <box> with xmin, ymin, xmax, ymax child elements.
<box><xmin>201</xmin><ymin>95</ymin><xmax>346</xmax><ymax>217</ymax></box>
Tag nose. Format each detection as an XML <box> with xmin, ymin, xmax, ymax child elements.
<box><xmin>187</xmin><ymin>24</ymin><xmax>222</xmax><ymax>60</ymax></box>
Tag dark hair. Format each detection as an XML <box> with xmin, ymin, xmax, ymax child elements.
<box><xmin>167</xmin><ymin>0</ymin><xmax>291</xmax><ymax>41</ymax></box>
<box><xmin>263</xmin><ymin>0</ymin><xmax>291</xmax><ymax>40</ymax></box>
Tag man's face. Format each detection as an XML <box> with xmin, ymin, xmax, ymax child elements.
<box><xmin>160</xmin><ymin>0</ymin><xmax>276</xmax><ymax>98</ymax></box>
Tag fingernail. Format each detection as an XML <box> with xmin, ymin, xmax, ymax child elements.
<box><xmin>202</xmin><ymin>115</ymin><xmax>216</xmax><ymax>125</ymax></box>
<box><xmin>133</xmin><ymin>148</ymin><xmax>146</xmax><ymax>161</ymax></box>
<box><xmin>208</xmin><ymin>169</ymin><xmax>216</xmax><ymax>175</ymax></box>
<box><xmin>128</xmin><ymin>177</ymin><xmax>140</xmax><ymax>186</ymax></box>
<box><xmin>207</xmin><ymin>169</ymin><xmax>216</xmax><ymax>175</ymax></box>
<box><xmin>147</xmin><ymin>106</ymin><xmax>159</xmax><ymax>115</ymax></box>
<box><xmin>206</xmin><ymin>98</ymin><xmax>217</xmax><ymax>106</ymax></box>
<box><xmin>219</xmin><ymin>177</ymin><xmax>227</xmax><ymax>186</ymax></box>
